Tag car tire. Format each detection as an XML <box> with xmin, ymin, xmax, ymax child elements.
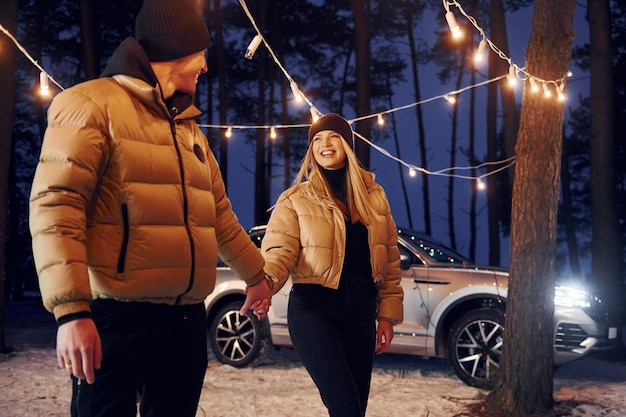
<box><xmin>446</xmin><ymin>308</ymin><xmax>505</xmax><ymax>390</ymax></box>
<box><xmin>208</xmin><ymin>301</ymin><xmax>269</xmax><ymax>368</ymax></box>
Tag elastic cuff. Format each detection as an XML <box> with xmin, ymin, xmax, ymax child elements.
<box><xmin>57</xmin><ymin>311</ymin><xmax>92</xmax><ymax>326</ymax></box>
<box><xmin>247</xmin><ymin>274</ymin><xmax>267</xmax><ymax>287</ymax></box>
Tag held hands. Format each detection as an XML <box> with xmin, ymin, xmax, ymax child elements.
<box><xmin>240</xmin><ymin>278</ymin><xmax>272</xmax><ymax>320</ymax></box>
<box><xmin>57</xmin><ymin>318</ymin><xmax>102</xmax><ymax>384</ymax></box>
<box><xmin>376</xmin><ymin>320</ymin><xmax>394</xmax><ymax>354</ymax></box>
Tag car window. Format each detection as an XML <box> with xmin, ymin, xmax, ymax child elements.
<box><xmin>399</xmin><ymin>229</ymin><xmax>470</xmax><ymax>265</ymax></box>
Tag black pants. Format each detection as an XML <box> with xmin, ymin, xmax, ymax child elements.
<box><xmin>288</xmin><ymin>277</ymin><xmax>378</xmax><ymax>417</ymax></box>
<box><xmin>71</xmin><ymin>299</ymin><xmax>208</xmax><ymax>417</ymax></box>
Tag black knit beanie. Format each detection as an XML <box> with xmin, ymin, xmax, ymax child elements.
<box><xmin>135</xmin><ymin>0</ymin><xmax>212</xmax><ymax>62</ymax></box>
<box><xmin>308</xmin><ymin>113</ymin><xmax>354</xmax><ymax>149</ymax></box>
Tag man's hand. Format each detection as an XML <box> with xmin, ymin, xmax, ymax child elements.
<box><xmin>376</xmin><ymin>320</ymin><xmax>394</xmax><ymax>354</ymax></box>
<box><xmin>57</xmin><ymin>318</ymin><xmax>102</xmax><ymax>384</ymax></box>
<box><xmin>240</xmin><ymin>279</ymin><xmax>272</xmax><ymax>320</ymax></box>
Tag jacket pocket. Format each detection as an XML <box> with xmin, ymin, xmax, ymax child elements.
<box><xmin>116</xmin><ymin>204</ymin><xmax>129</xmax><ymax>273</ymax></box>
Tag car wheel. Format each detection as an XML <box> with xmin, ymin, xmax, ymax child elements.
<box><xmin>446</xmin><ymin>308</ymin><xmax>505</xmax><ymax>390</ymax></box>
<box><xmin>208</xmin><ymin>301</ymin><xmax>269</xmax><ymax>367</ymax></box>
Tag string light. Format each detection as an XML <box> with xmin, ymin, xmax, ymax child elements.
<box><xmin>270</xmin><ymin>126</ymin><xmax>277</xmax><ymax>139</ymax></box>
<box><xmin>310</xmin><ymin>107</ymin><xmax>321</xmax><ymax>122</ymax></box>
<box><xmin>476</xmin><ymin>178</ymin><xmax>486</xmax><ymax>190</ymax></box>
<box><xmin>377</xmin><ymin>114</ymin><xmax>385</xmax><ymax>126</ymax></box>
<box><xmin>529</xmin><ymin>77</ymin><xmax>539</xmax><ymax>93</ymax></box>
<box><xmin>0</xmin><ymin>23</ymin><xmax>64</xmax><ymax>93</ymax></box>
<box><xmin>39</xmin><ymin>71</ymin><xmax>50</xmax><ymax>96</ymax></box>
<box><xmin>2</xmin><ymin>16</ymin><xmax>517</xmax><ymax>185</ymax></box>
<box><xmin>444</xmin><ymin>10</ymin><xmax>462</xmax><ymax>39</ymax></box>
<box><xmin>507</xmin><ymin>65</ymin><xmax>517</xmax><ymax>86</ymax></box>
<box><xmin>8</xmin><ymin>0</ymin><xmax>567</xmax><ymax>185</ymax></box>
<box><xmin>289</xmin><ymin>81</ymin><xmax>303</xmax><ymax>103</ymax></box>
<box><xmin>444</xmin><ymin>0</ymin><xmax>570</xmax><ymax>94</ymax></box>
<box><xmin>244</xmin><ymin>34</ymin><xmax>263</xmax><ymax>59</ymax></box>
<box><xmin>444</xmin><ymin>94</ymin><xmax>457</xmax><ymax>104</ymax></box>
<box><xmin>556</xmin><ymin>82</ymin><xmax>566</xmax><ymax>101</ymax></box>
<box><xmin>542</xmin><ymin>82</ymin><xmax>552</xmax><ymax>98</ymax></box>
<box><xmin>474</xmin><ymin>39</ymin><xmax>487</xmax><ymax>63</ymax></box>
<box><xmin>443</xmin><ymin>5</ymin><xmax>463</xmax><ymax>39</ymax></box>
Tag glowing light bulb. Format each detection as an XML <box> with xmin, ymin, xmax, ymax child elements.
<box><xmin>290</xmin><ymin>81</ymin><xmax>303</xmax><ymax>103</ymax></box>
<box><xmin>557</xmin><ymin>83</ymin><xmax>566</xmax><ymax>101</ymax></box>
<box><xmin>474</xmin><ymin>39</ymin><xmax>487</xmax><ymax>63</ymax></box>
<box><xmin>543</xmin><ymin>83</ymin><xmax>552</xmax><ymax>98</ymax></box>
<box><xmin>270</xmin><ymin>126</ymin><xmax>277</xmax><ymax>139</ymax></box>
<box><xmin>444</xmin><ymin>94</ymin><xmax>456</xmax><ymax>104</ymax></box>
<box><xmin>310</xmin><ymin>108</ymin><xmax>320</xmax><ymax>122</ymax></box>
<box><xmin>409</xmin><ymin>169</ymin><xmax>416</xmax><ymax>177</ymax></box>
<box><xmin>225</xmin><ymin>127</ymin><xmax>233</xmax><ymax>138</ymax></box>
<box><xmin>476</xmin><ymin>178</ymin><xmax>486</xmax><ymax>190</ymax></box>
<box><xmin>39</xmin><ymin>71</ymin><xmax>50</xmax><ymax>96</ymax></box>
<box><xmin>529</xmin><ymin>77</ymin><xmax>539</xmax><ymax>93</ymax></box>
<box><xmin>445</xmin><ymin>11</ymin><xmax>462</xmax><ymax>39</ymax></box>
<box><xmin>377</xmin><ymin>114</ymin><xmax>385</xmax><ymax>126</ymax></box>
<box><xmin>507</xmin><ymin>65</ymin><xmax>517</xmax><ymax>86</ymax></box>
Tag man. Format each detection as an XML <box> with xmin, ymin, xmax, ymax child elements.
<box><xmin>28</xmin><ymin>0</ymin><xmax>271</xmax><ymax>416</ymax></box>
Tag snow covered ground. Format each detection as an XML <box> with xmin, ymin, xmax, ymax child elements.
<box><xmin>2</xmin><ymin>300</ymin><xmax>625</xmax><ymax>417</ymax></box>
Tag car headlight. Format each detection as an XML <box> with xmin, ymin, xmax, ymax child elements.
<box><xmin>554</xmin><ymin>285</ymin><xmax>592</xmax><ymax>308</ymax></box>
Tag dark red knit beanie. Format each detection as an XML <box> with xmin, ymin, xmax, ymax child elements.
<box><xmin>135</xmin><ymin>0</ymin><xmax>212</xmax><ymax>62</ymax></box>
<box><xmin>308</xmin><ymin>113</ymin><xmax>354</xmax><ymax>149</ymax></box>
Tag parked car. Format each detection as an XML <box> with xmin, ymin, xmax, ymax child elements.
<box><xmin>205</xmin><ymin>225</ymin><xmax>617</xmax><ymax>389</ymax></box>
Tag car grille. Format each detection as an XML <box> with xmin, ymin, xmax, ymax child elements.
<box><xmin>554</xmin><ymin>323</ymin><xmax>587</xmax><ymax>351</ymax></box>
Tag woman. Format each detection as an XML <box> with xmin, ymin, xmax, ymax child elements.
<box><xmin>260</xmin><ymin>113</ymin><xmax>404</xmax><ymax>417</ymax></box>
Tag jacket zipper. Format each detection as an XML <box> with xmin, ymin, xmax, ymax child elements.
<box><xmin>168</xmin><ymin>120</ymin><xmax>196</xmax><ymax>304</ymax></box>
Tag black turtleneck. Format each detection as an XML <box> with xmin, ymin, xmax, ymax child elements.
<box><xmin>321</xmin><ymin>166</ymin><xmax>347</xmax><ymax>205</ymax></box>
<box><xmin>320</xmin><ymin>167</ymin><xmax>372</xmax><ymax>283</ymax></box>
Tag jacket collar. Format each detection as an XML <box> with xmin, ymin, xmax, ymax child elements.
<box><xmin>100</xmin><ymin>37</ymin><xmax>202</xmax><ymax>120</ymax></box>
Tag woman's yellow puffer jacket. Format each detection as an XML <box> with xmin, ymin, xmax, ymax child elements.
<box><xmin>261</xmin><ymin>170</ymin><xmax>404</xmax><ymax>325</ymax></box>
<box><xmin>29</xmin><ymin>74</ymin><xmax>263</xmax><ymax>320</ymax></box>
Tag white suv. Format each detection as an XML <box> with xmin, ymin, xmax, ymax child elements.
<box><xmin>205</xmin><ymin>226</ymin><xmax>617</xmax><ymax>389</ymax></box>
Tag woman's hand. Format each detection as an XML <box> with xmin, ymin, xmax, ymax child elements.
<box><xmin>376</xmin><ymin>319</ymin><xmax>394</xmax><ymax>354</ymax></box>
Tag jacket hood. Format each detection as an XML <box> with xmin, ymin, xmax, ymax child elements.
<box><xmin>101</xmin><ymin>37</ymin><xmax>158</xmax><ymax>87</ymax></box>
<box><xmin>101</xmin><ymin>37</ymin><xmax>198</xmax><ymax>118</ymax></box>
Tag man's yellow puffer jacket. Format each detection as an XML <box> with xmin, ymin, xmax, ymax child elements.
<box><xmin>29</xmin><ymin>73</ymin><xmax>264</xmax><ymax>321</ymax></box>
<box><xmin>261</xmin><ymin>170</ymin><xmax>404</xmax><ymax>325</ymax></box>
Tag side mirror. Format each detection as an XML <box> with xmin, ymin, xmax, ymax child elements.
<box><xmin>400</xmin><ymin>255</ymin><xmax>411</xmax><ymax>271</ymax></box>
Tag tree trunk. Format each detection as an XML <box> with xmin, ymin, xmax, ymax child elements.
<box><xmin>385</xmin><ymin>78</ymin><xmax>413</xmax><ymax>229</ymax></box>
<box><xmin>0</xmin><ymin>0</ymin><xmax>19</xmax><ymax>353</ymax></box>
<box><xmin>404</xmin><ymin>4</ymin><xmax>430</xmax><ymax>234</ymax></box>
<box><xmin>254</xmin><ymin>0</ymin><xmax>270</xmax><ymax>225</ymax></box>
<box><xmin>560</xmin><ymin>136</ymin><xmax>582</xmax><ymax>278</ymax></box>
<box><xmin>212</xmin><ymin>0</ymin><xmax>229</xmax><ymax>186</ymax></box>
<box><xmin>588</xmin><ymin>0</ymin><xmax>625</xmax><ymax>325</ymax></box>
<box><xmin>78</xmin><ymin>0</ymin><xmax>98</xmax><ymax>80</ymax></box>
<box><xmin>486</xmin><ymin>1</ymin><xmax>501</xmax><ymax>266</ymax></box>
<box><xmin>352</xmin><ymin>0</ymin><xmax>371</xmax><ymax>168</ymax></box>
<box><xmin>486</xmin><ymin>0</ymin><xmax>576</xmax><ymax>414</ymax></box>
<box><xmin>447</xmin><ymin>52</ymin><xmax>466</xmax><ymax>251</ymax></box>
<box><xmin>469</xmin><ymin>68</ymin><xmax>478</xmax><ymax>261</ymax></box>
<box><xmin>491</xmin><ymin>0</ymin><xmax>518</xmax><ymax>188</ymax></box>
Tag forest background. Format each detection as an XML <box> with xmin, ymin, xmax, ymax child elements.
<box><xmin>1</xmin><ymin>0</ymin><xmax>624</xmax><ymax>301</ymax></box>
<box><xmin>1</xmin><ymin>0</ymin><xmax>625</xmax><ymax>414</ymax></box>
<box><xmin>0</xmin><ymin>0</ymin><xmax>624</xmax><ymax>317</ymax></box>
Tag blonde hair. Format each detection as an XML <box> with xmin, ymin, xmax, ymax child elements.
<box><xmin>294</xmin><ymin>139</ymin><xmax>380</xmax><ymax>225</ymax></box>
